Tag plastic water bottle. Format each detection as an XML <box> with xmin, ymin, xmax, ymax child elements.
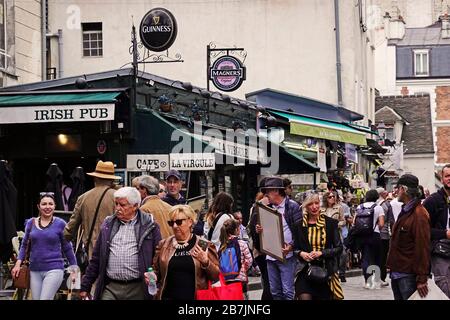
<box><xmin>146</xmin><ymin>267</ymin><xmax>157</xmax><ymax>295</ymax></box>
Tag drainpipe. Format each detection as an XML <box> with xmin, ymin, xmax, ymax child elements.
<box><xmin>46</xmin><ymin>29</ymin><xmax>63</xmax><ymax>79</ymax></box>
<box><xmin>57</xmin><ymin>29</ymin><xmax>63</xmax><ymax>78</ymax></box>
<box><xmin>41</xmin><ymin>0</ymin><xmax>46</xmax><ymax>80</ymax></box>
<box><xmin>334</xmin><ymin>0</ymin><xmax>343</xmax><ymax>106</ymax></box>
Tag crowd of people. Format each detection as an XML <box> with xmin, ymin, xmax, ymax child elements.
<box><xmin>9</xmin><ymin>160</ymin><xmax>450</xmax><ymax>301</ymax></box>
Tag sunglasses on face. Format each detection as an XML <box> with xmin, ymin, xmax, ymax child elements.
<box><xmin>328</xmin><ymin>195</ymin><xmax>335</xmax><ymax>199</ymax></box>
<box><xmin>39</xmin><ymin>192</ymin><xmax>55</xmax><ymax>199</ymax></box>
<box><xmin>159</xmin><ymin>189</ymin><xmax>166</xmax><ymax>193</ymax></box>
<box><xmin>167</xmin><ymin>219</ymin><xmax>187</xmax><ymax>227</ymax></box>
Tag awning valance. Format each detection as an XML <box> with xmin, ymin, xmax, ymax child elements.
<box><xmin>0</xmin><ymin>91</ymin><xmax>122</xmax><ymax>124</ymax></box>
<box><xmin>270</xmin><ymin>110</ymin><xmax>367</xmax><ymax>146</ymax></box>
<box><xmin>0</xmin><ymin>92</ymin><xmax>121</xmax><ymax>106</ymax></box>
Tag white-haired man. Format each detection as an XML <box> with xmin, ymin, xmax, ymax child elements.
<box><xmin>80</xmin><ymin>187</ymin><xmax>161</xmax><ymax>300</ymax></box>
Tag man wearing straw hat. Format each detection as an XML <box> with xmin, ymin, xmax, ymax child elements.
<box><xmin>64</xmin><ymin>160</ymin><xmax>120</xmax><ymax>259</ymax></box>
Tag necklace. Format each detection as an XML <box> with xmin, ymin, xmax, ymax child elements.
<box><xmin>173</xmin><ymin>234</ymin><xmax>193</xmax><ymax>250</ymax></box>
<box><xmin>38</xmin><ymin>216</ymin><xmax>54</xmax><ymax>229</ymax></box>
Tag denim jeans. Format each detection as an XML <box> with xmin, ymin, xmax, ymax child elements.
<box><xmin>30</xmin><ymin>269</ymin><xmax>64</xmax><ymax>300</ymax></box>
<box><xmin>391</xmin><ymin>275</ymin><xmax>416</xmax><ymax>300</ymax></box>
<box><xmin>266</xmin><ymin>256</ymin><xmax>297</xmax><ymax>300</ymax></box>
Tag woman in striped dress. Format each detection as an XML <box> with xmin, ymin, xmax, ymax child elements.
<box><xmin>293</xmin><ymin>193</ymin><xmax>344</xmax><ymax>300</ymax></box>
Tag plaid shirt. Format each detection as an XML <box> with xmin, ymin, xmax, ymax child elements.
<box><xmin>106</xmin><ymin>216</ymin><xmax>140</xmax><ymax>280</ymax></box>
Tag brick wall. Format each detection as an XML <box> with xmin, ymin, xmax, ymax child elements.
<box><xmin>436</xmin><ymin>127</ymin><xmax>450</xmax><ymax>163</ymax></box>
<box><xmin>435</xmin><ymin>86</ymin><xmax>450</xmax><ymax>120</ymax></box>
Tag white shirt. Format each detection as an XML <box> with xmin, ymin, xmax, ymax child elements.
<box><xmin>356</xmin><ymin>201</ymin><xmax>385</xmax><ymax>233</ymax></box>
<box><xmin>390</xmin><ymin>198</ymin><xmax>403</xmax><ymax>222</ymax></box>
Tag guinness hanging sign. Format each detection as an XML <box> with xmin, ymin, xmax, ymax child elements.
<box><xmin>139</xmin><ymin>8</ymin><xmax>178</xmax><ymax>52</ymax></box>
<box><xmin>210</xmin><ymin>55</ymin><xmax>246</xmax><ymax>92</ymax></box>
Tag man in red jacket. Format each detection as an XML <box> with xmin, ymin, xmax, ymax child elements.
<box><xmin>387</xmin><ymin>174</ymin><xmax>430</xmax><ymax>300</ymax></box>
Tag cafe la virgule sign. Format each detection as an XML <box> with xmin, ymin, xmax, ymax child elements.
<box><xmin>139</xmin><ymin>8</ymin><xmax>178</xmax><ymax>52</ymax></box>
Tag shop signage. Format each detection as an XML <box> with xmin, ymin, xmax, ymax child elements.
<box><xmin>0</xmin><ymin>104</ymin><xmax>115</xmax><ymax>124</ymax></box>
<box><xmin>139</xmin><ymin>8</ymin><xmax>178</xmax><ymax>52</ymax></box>
<box><xmin>317</xmin><ymin>141</ymin><xmax>327</xmax><ymax>173</ymax></box>
<box><xmin>170</xmin><ymin>153</ymin><xmax>215</xmax><ymax>171</ymax></box>
<box><xmin>192</xmin><ymin>133</ymin><xmax>262</xmax><ymax>163</ymax></box>
<box><xmin>97</xmin><ymin>140</ymin><xmax>107</xmax><ymax>155</ymax></box>
<box><xmin>127</xmin><ymin>154</ymin><xmax>169</xmax><ymax>172</ymax></box>
<box><xmin>345</xmin><ymin>143</ymin><xmax>358</xmax><ymax>163</ymax></box>
<box><xmin>209</xmin><ymin>55</ymin><xmax>246</xmax><ymax>92</ymax></box>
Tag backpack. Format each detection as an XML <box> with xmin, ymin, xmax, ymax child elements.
<box><xmin>353</xmin><ymin>203</ymin><xmax>377</xmax><ymax>236</ymax></box>
<box><xmin>219</xmin><ymin>237</ymin><xmax>242</xmax><ymax>281</ymax></box>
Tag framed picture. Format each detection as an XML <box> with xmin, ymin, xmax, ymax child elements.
<box><xmin>255</xmin><ymin>202</ymin><xmax>285</xmax><ymax>262</ymax></box>
<box><xmin>114</xmin><ymin>169</ymin><xmax>127</xmax><ymax>187</ymax></box>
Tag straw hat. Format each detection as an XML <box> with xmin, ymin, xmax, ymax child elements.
<box><xmin>87</xmin><ymin>160</ymin><xmax>121</xmax><ymax>180</ymax></box>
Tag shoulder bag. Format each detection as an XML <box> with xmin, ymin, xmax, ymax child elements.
<box><xmin>432</xmin><ymin>239</ymin><xmax>450</xmax><ymax>259</ymax></box>
<box><xmin>13</xmin><ymin>219</ymin><xmax>34</xmax><ymax>289</ymax></box>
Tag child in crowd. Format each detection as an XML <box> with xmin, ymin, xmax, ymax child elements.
<box><xmin>218</xmin><ymin>218</ymin><xmax>253</xmax><ymax>299</ymax></box>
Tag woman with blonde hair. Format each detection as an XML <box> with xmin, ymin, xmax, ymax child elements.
<box><xmin>150</xmin><ymin>205</ymin><xmax>219</xmax><ymax>300</ymax></box>
<box><xmin>293</xmin><ymin>193</ymin><xmax>344</xmax><ymax>300</ymax></box>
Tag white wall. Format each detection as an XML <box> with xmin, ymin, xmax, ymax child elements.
<box><xmin>403</xmin><ymin>154</ymin><xmax>436</xmax><ymax>192</ymax></box>
<box><xmin>47</xmin><ymin>0</ymin><xmax>375</xmax><ymax>120</ymax></box>
<box><xmin>14</xmin><ymin>0</ymin><xmax>42</xmax><ymax>84</ymax></box>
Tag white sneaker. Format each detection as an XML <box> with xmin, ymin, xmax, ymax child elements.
<box><xmin>364</xmin><ymin>282</ymin><xmax>371</xmax><ymax>289</ymax></box>
<box><xmin>381</xmin><ymin>281</ymin><xmax>389</xmax><ymax>287</ymax></box>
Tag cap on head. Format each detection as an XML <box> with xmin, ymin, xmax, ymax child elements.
<box><xmin>260</xmin><ymin>177</ymin><xmax>285</xmax><ymax>190</ymax></box>
<box><xmin>165</xmin><ymin>169</ymin><xmax>181</xmax><ymax>181</ymax></box>
<box><xmin>396</xmin><ymin>174</ymin><xmax>419</xmax><ymax>189</ymax></box>
<box><xmin>376</xmin><ymin>187</ymin><xmax>386</xmax><ymax>195</ymax></box>
<box><xmin>87</xmin><ymin>160</ymin><xmax>121</xmax><ymax>180</ymax></box>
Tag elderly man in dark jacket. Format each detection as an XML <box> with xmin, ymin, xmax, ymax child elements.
<box><xmin>80</xmin><ymin>187</ymin><xmax>161</xmax><ymax>300</ymax></box>
<box><xmin>423</xmin><ymin>164</ymin><xmax>450</xmax><ymax>298</ymax></box>
<box><xmin>387</xmin><ymin>174</ymin><xmax>430</xmax><ymax>300</ymax></box>
<box><xmin>256</xmin><ymin>177</ymin><xmax>302</xmax><ymax>300</ymax></box>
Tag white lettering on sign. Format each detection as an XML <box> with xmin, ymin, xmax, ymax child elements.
<box><xmin>169</xmin><ymin>153</ymin><xmax>215</xmax><ymax>171</ymax></box>
<box><xmin>0</xmin><ymin>104</ymin><xmax>115</xmax><ymax>124</ymax></box>
<box><xmin>127</xmin><ymin>154</ymin><xmax>169</xmax><ymax>172</ymax></box>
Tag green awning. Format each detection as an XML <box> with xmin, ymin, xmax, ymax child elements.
<box><xmin>281</xmin><ymin>146</ymin><xmax>320</xmax><ymax>171</ymax></box>
<box><xmin>0</xmin><ymin>92</ymin><xmax>121</xmax><ymax>106</ymax></box>
<box><xmin>270</xmin><ymin>110</ymin><xmax>367</xmax><ymax>146</ymax></box>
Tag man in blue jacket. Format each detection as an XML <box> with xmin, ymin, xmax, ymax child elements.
<box><xmin>256</xmin><ymin>177</ymin><xmax>302</xmax><ymax>300</ymax></box>
<box><xmin>80</xmin><ymin>187</ymin><xmax>161</xmax><ymax>300</ymax></box>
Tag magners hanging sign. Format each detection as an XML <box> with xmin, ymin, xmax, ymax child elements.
<box><xmin>209</xmin><ymin>55</ymin><xmax>246</xmax><ymax>92</ymax></box>
<box><xmin>139</xmin><ymin>8</ymin><xmax>178</xmax><ymax>52</ymax></box>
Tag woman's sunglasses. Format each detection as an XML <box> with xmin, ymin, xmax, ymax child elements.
<box><xmin>167</xmin><ymin>219</ymin><xmax>187</xmax><ymax>227</ymax></box>
<box><xmin>39</xmin><ymin>192</ymin><xmax>55</xmax><ymax>199</ymax></box>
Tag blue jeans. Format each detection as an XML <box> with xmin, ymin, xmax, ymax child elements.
<box><xmin>391</xmin><ymin>275</ymin><xmax>416</xmax><ymax>300</ymax></box>
<box><xmin>30</xmin><ymin>269</ymin><xmax>64</xmax><ymax>300</ymax></box>
<box><xmin>266</xmin><ymin>256</ymin><xmax>297</xmax><ymax>300</ymax></box>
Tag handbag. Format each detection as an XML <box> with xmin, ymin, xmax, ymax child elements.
<box><xmin>432</xmin><ymin>239</ymin><xmax>450</xmax><ymax>259</ymax></box>
<box><xmin>75</xmin><ymin>227</ymin><xmax>89</xmax><ymax>273</ymax></box>
<box><xmin>306</xmin><ymin>263</ymin><xmax>329</xmax><ymax>283</ymax></box>
<box><xmin>13</xmin><ymin>219</ymin><xmax>33</xmax><ymax>289</ymax></box>
<box><xmin>196</xmin><ymin>274</ymin><xmax>243</xmax><ymax>300</ymax></box>
<box><xmin>13</xmin><ymin>264</ymin><xmax>30</xmax><ymax>289</ymax></box>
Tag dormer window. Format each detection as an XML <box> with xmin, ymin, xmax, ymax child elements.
<box><xmin>414</xmin><ymin>49</ymin><xmax>429</xmax><ymax>77</ymax></box>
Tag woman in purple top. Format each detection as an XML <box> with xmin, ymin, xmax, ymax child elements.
<box><xmin>11</xmin><ymin>192</ymin><xmax>77</xmax><ymax>300</ymax></box>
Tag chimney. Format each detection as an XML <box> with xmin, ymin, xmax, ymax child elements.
<box><xmin>441</xmin><ymin>13</ymin><xmax>450</xmax><ymax>39</ymax></box>
<box><xmin>387</xmin><ymin>5</ymin><xmax>405</xmax><ymax>40</ymax></box>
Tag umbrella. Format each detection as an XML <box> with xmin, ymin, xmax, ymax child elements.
<box><xmin>45</xmin><ymin>163</ymin><xmax>64</xmax><ymax>211</ymax></box>
<box><xmin>68</xmin><ymin>167</ymin><xmax>85</xmax><ymax>211</ymax></box>
<box><xmin>0</xmin><ymin>160</ymin><xmax>17</xmax><ymax>263</ymax></box>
